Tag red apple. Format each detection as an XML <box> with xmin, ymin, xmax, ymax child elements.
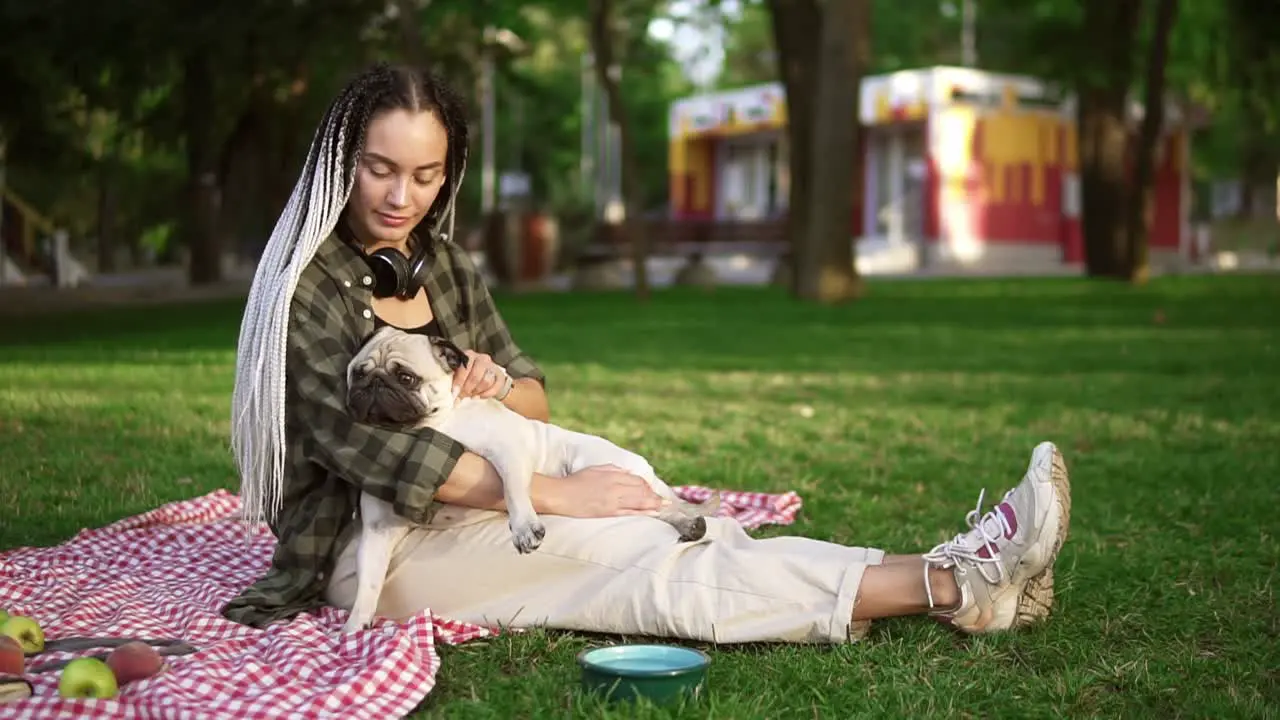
<box><xmin>0</xmin><ymin>637</ymin><xmax>23</xmax><ymax>676</ymax></box>
<box><xmin>105</xmin><ymin>641</ymin><xmax>165</xmax><ymax>684</ymax></box>
<box><xmin>57</xmin><ymin>657</ymin><xmax>118</xmax><ymax>699</ymax></box>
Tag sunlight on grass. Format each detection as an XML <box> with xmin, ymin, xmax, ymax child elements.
<box><xmin>0</xmin><ymin>275</ymin><xmax>1277</xmax><ymax>718</ymax></box>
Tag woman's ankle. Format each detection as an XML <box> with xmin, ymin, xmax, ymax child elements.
<box><xmin>925</xmin><ymin>565</ymin><xmax>961</xmax><ymax>611</ymax></box>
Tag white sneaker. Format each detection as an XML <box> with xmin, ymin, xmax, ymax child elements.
<box><xmin>923</xmin><ymin>441</ymin><xmax>1072</xmax><ymax>634</ymax></box>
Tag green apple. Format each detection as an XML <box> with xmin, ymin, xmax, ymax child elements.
<box><xmin>0</xmin><ymin>609</ymin><xmax>9</xmax><ymax>625</ymax></box>
<box><xmin>57</xmin><ymin>657</ymin><xmax>119</xmax><ymax>699</ymax></box>
<box><xmin>0</xmin><ymin>616</ymin><xmax>43</xmax><ymax>654</ymax></box>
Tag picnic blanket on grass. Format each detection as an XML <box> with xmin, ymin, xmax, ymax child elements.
<box><xmin>0</xmin><ymin>486</ymin><xmax>802</xmax><ymax>719</ymax></box>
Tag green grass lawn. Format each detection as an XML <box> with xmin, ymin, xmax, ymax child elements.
<box><xmin>1</xmin><ymin>275</ymin><xmax>1278</xmax><ymax>718</ymax></box>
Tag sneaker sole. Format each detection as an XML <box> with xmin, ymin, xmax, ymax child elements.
<box><xmin>1013</xmin><ymin>442</ymin><xmax>1072</xmax><ymax>627</ymax></box>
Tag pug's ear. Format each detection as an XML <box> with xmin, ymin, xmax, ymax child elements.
<box><xmin>429</xmin><ymin>336</ymin><xmax>469</xmax><ymax>372</ymax></box>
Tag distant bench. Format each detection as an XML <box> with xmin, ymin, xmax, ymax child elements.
<box><xmin>576</xmin><ymin>218</ymin><xmax>790</xmax><ymax>265</ymax></box>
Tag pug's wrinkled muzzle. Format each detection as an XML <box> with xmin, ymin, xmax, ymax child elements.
<box><xmin>348</xmin><ymin>375</ymin><xmax>425</xmax><ymax>426</ymax></box>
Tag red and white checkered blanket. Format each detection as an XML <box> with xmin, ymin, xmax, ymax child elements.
<box><xmin>0</xmin><ymin>486</ymin><xmax>801</xmax><ymax>719</ymax></box>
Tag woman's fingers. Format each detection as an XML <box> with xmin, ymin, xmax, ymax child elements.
<box><xmin>460</xmin><ymin>361</ymin><xmax>488</xmax><ymax>398</ymax></box>
<box><xmin>454</xmin><ymin>352</ymin><xmax>503</xmax><ymax>399</ymax></box>
<box><xmin>621</xmin><ymin>484</ymin><xmax>664</xmax><ymax>511</ymax></box>
<box><xmin>451</xmin><ymin>361</ymin><xmax>474</xmax><ymax>399</ymax></box>
<box><xmin>589</xmin><ymin>466</ymin><xmax>664</xmax><ymax>510</ymax></box>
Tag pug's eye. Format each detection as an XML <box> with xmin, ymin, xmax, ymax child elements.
<box><xmin>396</xmin><ymin>371</ymin><xmax>417</xmax><ymax>387</ymax></box>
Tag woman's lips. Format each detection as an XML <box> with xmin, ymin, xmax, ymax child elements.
<box><xmin>377</xmin><ymin>212</ymin><xmax>410</xmax><ymax>227</ymax></box>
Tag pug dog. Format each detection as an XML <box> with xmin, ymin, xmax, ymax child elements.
<box><xmin>339</xmin><ymin>326</ymin><xmax>721</xmax><ymax>633</ymax></box>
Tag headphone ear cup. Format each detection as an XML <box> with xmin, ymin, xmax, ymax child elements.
<box><xmin>403</xmin><ymin>243</ymin><xmax>433</xmax><ymax>298</ymax></box>
<box><xmin>366</xmin><ymin>248</ymin><xmax>409</xmax><ymax>298</ymax></box>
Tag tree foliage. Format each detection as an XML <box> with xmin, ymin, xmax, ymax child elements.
<box><xmin>1</xmin><ymin>0</ymin><xmax>1277</xmax><ymax>288</ymax></box>
<box><xmin>0</xmin><ymin>0</ymin><xmax>688</xmax><ymax>283</ymax></box>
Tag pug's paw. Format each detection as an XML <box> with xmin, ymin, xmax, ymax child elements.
<box><xmin>510</xmin><ymin>518</ymin><xmax>546</xmax><ymax>554</ymax></box>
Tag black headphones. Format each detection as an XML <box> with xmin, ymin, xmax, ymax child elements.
<box><xmin>336</xmin><ymin>218</ymin><xmax>440</xmax><ymax>300</ymax></box>
<box><xmin>364</xmin><ymin>237</ymin><xmax>434</xmax><ymax>299</ymax></box>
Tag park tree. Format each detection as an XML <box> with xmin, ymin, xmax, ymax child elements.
<box><xmin>0</xmin><ymin>0</ymin><xmax>396</xmax><ymax>283</ymax></box>
<box><xmin>1218</xmin><ymin>0</ymin><xmax>1280</xmax><ymax>219</ymax></box>
<box><xmin>716</xmin><ymin>0</ymin><xmax>777</xmax><ymax>89</ymax></box>
<box><xmin>1122</xmin><ymin>0</ymin><xmax>1179</xmax><ymax>282</ymax></box>
<box><xmin>10</xmin><ymin>0</ymin><xmax>1274</xmax><ymax>296</ymax></box>
<box><xmin>974</xmin><ymin>0</ymin><xmax>1181</xmax><ymax>283</ymax></box>
<box><xmin>2</xmin><ymin>0</ymin><xmax>689</xmax><ymax>288</ymax></box>
<box><xmin>766</xmin><ymin>0</ymin><xmax>872</xmax><ymax>303</ymax></box>
<box><xmin>588</xmin><ymin>0</ymin><xmax>674</xmax><ymax>301</ymax></box>
<box><xmin>1073</xmin><ymin>0</ymin><xmax>1148</xmax><ymax>282</ymax></box>
<box><xmin>1069</xmin><ymin>0</ymin><xmax>1182</xmax><ymax>283</ymax></box>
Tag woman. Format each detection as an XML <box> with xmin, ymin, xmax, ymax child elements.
<box><xmin>222</xmin><ymin>62</ymin><xmax>1072</xmax><ymax>644</ymax></box>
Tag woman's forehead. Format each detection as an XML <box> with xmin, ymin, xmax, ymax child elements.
<box><xmin>363</xmin><ymin>108</ymin><xmax>448</xmax><ymax>167</ymax></box>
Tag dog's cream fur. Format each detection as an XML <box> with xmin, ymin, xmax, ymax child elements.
<box><xmin>339</xmin><ymin>326</ymin><xmax>720</xmax><ymax>633</ymax></box>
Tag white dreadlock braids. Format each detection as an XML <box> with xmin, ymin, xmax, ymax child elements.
<box><xmin>229</xmin><ymin>63</ymin><xmax>470</xmax><ymax>529</ymax></box>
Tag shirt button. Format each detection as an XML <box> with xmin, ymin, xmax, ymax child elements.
<box><xmin>362</xmin><ymin>276</ymin><xmax>372</xmax><ymax>286</ymax></box>
<box><xmin>362</xmin><ymin>309</ymin><xmax>372</xmax><ymax>319</ymax></box>
<box><xmin>343</xmin><ymin>280</ymin><xmax>352</xmax><ymax>288</ymax></box>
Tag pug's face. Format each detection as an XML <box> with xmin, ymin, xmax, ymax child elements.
<box><xmin>346</xmin><ymin>326</ymin><xmax>469</xmax><ymax>427</ymax></box>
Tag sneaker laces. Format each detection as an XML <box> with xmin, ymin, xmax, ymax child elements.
<box><xmin>921</xmin><ymin>488</ymin><xmax>1015</xmax><ymax>609</ymax></box>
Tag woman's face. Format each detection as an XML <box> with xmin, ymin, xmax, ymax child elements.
<box><xmin>347</xmin><ymin>107</ymin><xmax>449</xmax><ymax>249</ymax></box>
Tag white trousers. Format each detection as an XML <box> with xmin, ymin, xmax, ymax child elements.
<box><xmin>325</xmin><ymin>505</ymin><xmax>886</xmax><ymax>644</ymax></box>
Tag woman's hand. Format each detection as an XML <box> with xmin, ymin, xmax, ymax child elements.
<box><xmin>453</xmin><ymin>350</ymin><xmax>510</xmax><ymax>401</ymax></box>
<box><xmin>534</xmin><ymin>464</ymin><xmax>666</xmax><ymax>518</ymax></box>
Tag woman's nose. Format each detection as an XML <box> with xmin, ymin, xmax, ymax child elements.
<box><xmin>386</xmin><ymin>177</ymin><xmax>409</xmax><ymax>207</ymax></box>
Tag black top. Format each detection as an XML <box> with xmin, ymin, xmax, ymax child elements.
<box><xmin>374</xmin><ymin>315</ymin><xmax>443</xmax><ymax>337</ymax></box>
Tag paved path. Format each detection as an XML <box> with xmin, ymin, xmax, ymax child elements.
<box><xmin>0</xmin><ymin>267</ymin><xmax>253</xmax><ymax>317</ymax></box>
<box><xmin>0</xmin><ymin>251</ymin><xmax>1270</xmax><ymax>318</ymax></box>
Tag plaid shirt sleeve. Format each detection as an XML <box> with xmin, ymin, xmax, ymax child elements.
<box><xmin>288</xmin><ymin>276</ymin><xmax>467</xmax><ymax>525</ymax></box>
<box><xmin>459</xmin><ymin>254</ymin><xmax>546</xmax><ymax>387</ymax></box>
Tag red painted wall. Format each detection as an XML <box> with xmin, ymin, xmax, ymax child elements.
<box><xmin>670</xmin><ymin>137</ymin><xmax>717</xmax><ymax>220</ymax></box>
<box><xmin>1150</xmin><ymin>134</ymin><xmax>1182</xmax><ymax>249</ymax></box>
<box><xmin>927</xmin><ymin>114</ymin><xmax>1184</xmax><ymax>263</ymax></box>
<box><xmin>964</xmin><ymin>118</ymin><xmax>1065</xmax><ymax>245</ymax></box>
<box><xmin>1061</xmin><ymin>214</ymin><xmax>1084</xmax><ymax>264</ymax></box>
<box><xmin>923</xmin><ymin>135</ymin><xmax>940</xmax><ymax>240</ymax></box>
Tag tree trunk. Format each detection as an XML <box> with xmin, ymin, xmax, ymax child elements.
<box><xmin>766</xmin><ymin>0</ymin><xmax>819</xmax><ymax>292</ymax></box>
<box><xmin>218</xmin><ymin>101</ymin><xmax>269</xmax><ymax>268</ymax></box>
<box><xmin>96</xmin><ymin>152</ymin><xmax>119</xmax><ymax>273</ymax></box>
<box><xmin>261</xmin><ymin>67</ymin><xmax>312</xmax><ymax>263</ymax></box>
<box><xmin>1077</xmin><ymin>94</ymin><xmax>1130</xmax><ymax>278</ymax></box>
<box><xmin>1124</xmin><ymin>0</ymin><xmax>1178</xmax><ymax>284</ymax></box>
<box><xmin>183</xmin><ymin>49</ymin><xmax>223</xmax><ymax>285</ymax></box>
<box><xmin>395</xmin><ymin>0</ymin><xmax>428</xmax><ymax>66</ymax></box>
<box><xmin>1077</xmin><ymin>0</ymin><xmax>1144</xmax><ymax>279</ymax></box>
<box><xmin>793</xmin><ymin>0</ymin><xmax>868</xmax><ymax>302</ymax></box>
<box><xmin>588</xmin><ymin>0</ymin><xmax>650</xmax><ymax>300</ymax></box>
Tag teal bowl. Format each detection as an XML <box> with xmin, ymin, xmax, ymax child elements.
<box><xmin>577</xmin><ymin>643</ymin><xmax>711</xmax><ymax>706</ymax></box>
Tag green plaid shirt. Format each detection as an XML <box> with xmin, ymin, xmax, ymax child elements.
<box><xmin>221</xmin><ymin>231</ymin><xmax>545</xmax><ymax>628</ymax></box>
